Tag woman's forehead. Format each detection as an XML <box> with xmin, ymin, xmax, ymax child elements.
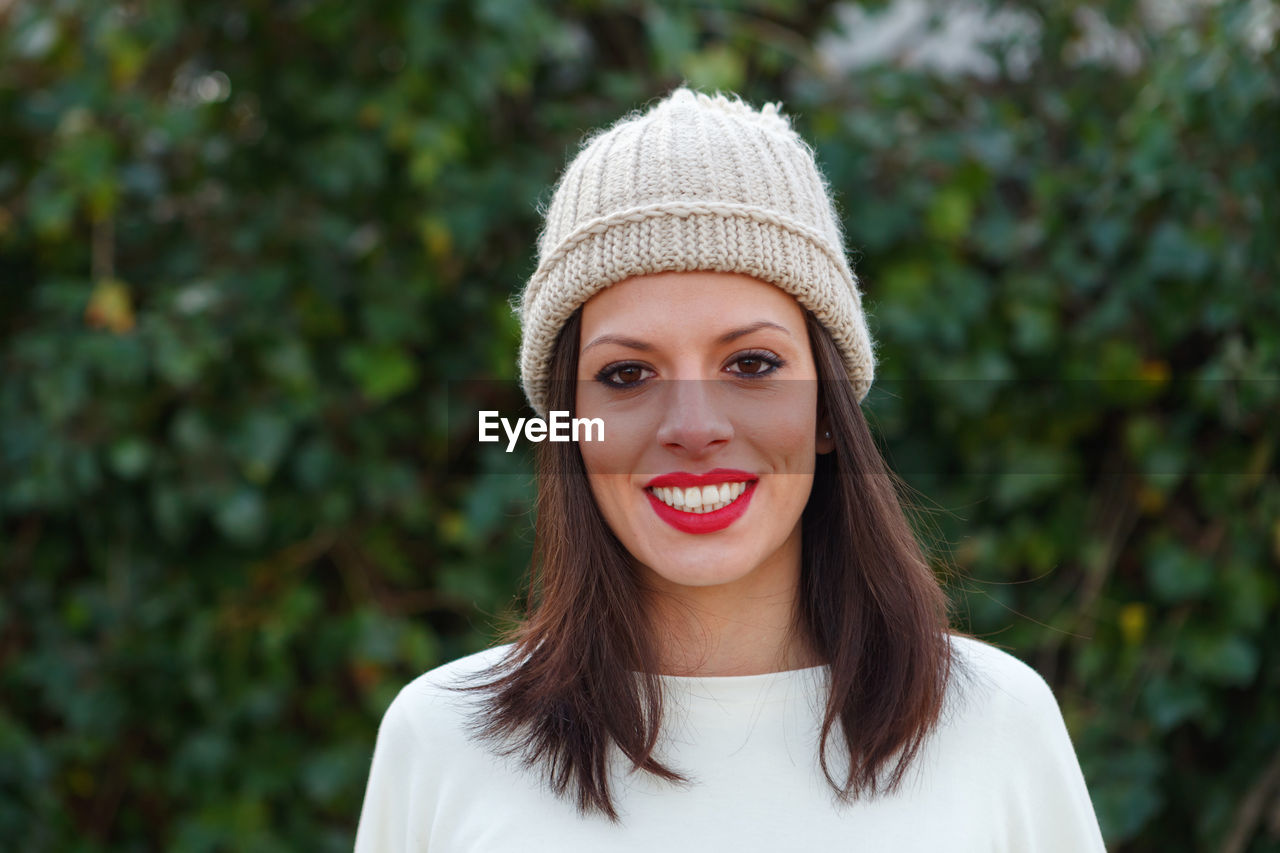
<box><xmin>579</xmin><ymin>271</ymin><xmax>806</xmax><ymax>339</ymax></box>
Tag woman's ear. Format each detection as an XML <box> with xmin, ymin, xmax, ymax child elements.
<box><xmin>816</xmin><ymin>412</ymin><xmax>835</xmax><ymax>455</ymax></box>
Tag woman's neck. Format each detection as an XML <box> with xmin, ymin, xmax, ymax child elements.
<box><xmin>638</xmin><ymin>545</ymin><xmax>820</xmax><ymax>678</ymax></box>
<box><xmin>653</xmin><ymin>619</ymin><xmax>820</xmax><ymax>677</ymax></box>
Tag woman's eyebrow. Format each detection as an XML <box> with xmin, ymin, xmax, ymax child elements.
<box><xmin>582</xmin><ymin>321</ymin><xmax>793</xmax><ymax>354</ymax></box>
<box><xmin>716</xmin><ymin>321</ymin><xmax>793</xmax><ymax>343</ymax></box>
<box><xmin>581</xmin><ymin>334</ymin><xmax>654</xmax><ymax>354</ymax></box>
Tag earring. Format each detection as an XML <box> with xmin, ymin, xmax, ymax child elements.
<box><xmin>824</xmin><ymin>430</ymin><xmax>831</xmax><ymax>439</ymax></box>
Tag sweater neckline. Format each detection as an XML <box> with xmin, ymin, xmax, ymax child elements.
<box><xmin>648</xmin><ymin>662</ymin><xmax>830</xmax><ymax>705</ymax></box>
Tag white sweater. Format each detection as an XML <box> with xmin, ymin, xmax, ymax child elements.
<box><xmin>354</xmin><ymin>635</ymin><xmax>1106</xmax><ymax>852</ymax></box>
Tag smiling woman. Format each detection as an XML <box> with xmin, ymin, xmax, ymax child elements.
<box><xmin>574</xmin><ymin>272</ymin><xmax>827</xmax><ymax>674</ymax></box>
<box><xmin>354</xmin><ymin>88</ymin><xmax>1106</xmax><ymax>851</ymax></box>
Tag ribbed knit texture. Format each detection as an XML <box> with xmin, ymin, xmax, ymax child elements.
<box><xmin>516</xmin><ymin>87</ymin><xmax>877</xmax><ymax>416</ymax></box>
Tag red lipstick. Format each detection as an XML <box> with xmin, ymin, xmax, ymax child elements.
<box><xmin>644</xmin><ymin>469</ymin><xmax>756</xmax><ymax>489</ymax></box>
<box><xmin>644</xmin><ymin>469</ymin><xmax>757</xmax><ymax>534</ymax></box>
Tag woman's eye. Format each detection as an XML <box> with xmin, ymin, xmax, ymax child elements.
<box><xmin>596</xmin><ymin>363</ymin><xmax>653</xmax><ymax>387</ymax></box>
<box><xmin>727</xmin><ymin>352</ymin><xmax>783</xmax><ymax>377</ymax></box>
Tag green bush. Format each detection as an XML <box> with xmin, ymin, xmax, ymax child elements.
<box><xmin>1</xmin><ymin>1</ymin><xmax>1276</xmax><ymax>849</ymax></box>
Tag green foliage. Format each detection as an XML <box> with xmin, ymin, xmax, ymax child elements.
<box><xmin>1</xmin><ymin>0</ymin><xmax>1277</xmax><ymax>849</ymax></box>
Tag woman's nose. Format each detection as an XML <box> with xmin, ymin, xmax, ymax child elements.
<box><xmin>655</xmin><ymin>381</ymin><xmax>733</xmax><ymax>456</ymax></box>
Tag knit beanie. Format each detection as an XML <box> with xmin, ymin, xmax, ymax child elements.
<box><xmin>516</xmin><ymin>87</ymin><xmax>876</xmax><ymax>416</ymax></box>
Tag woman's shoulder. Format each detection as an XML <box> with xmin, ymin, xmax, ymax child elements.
<box><xmin>944</xmin><ymin>633</ymin><xmax>1069</xmax><ymax>734</ymax></box>
<box><xmin>374</xmin><ymin>643</ymin><xmax>517</xmax><ymax>748</ymax></box>
<box><xmin>936</xmin><ymin>635</ymin><xmax>1105</xmax><ymax>847</ymax></box>
<box><xmin>405</xmin><ymin>642</ymin><xmax>517</xmax><ymax>693</ymax></box>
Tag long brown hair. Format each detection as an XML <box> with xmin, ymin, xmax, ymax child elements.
<box><xmin>451</xmin><ymin>305</ymin><xmax>957</xmax><ymax>821</ymax></box>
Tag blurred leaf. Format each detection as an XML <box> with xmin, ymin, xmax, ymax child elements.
<box><xmin>680</xmin><ymin>44</ymin><xmax>745</xmax><ymax>92</ymax></box>
<box><xmin>926</xmin><ymin>186</ymin><xmax>974</xmax><ymax>243</ymax></box>
<box><xmin>108</xmin><ymin>436</ymin><xmax>151</xmax><ymax>479</ymax></box>
<box><xmin>1145</xmin><ymin>537</ymin><xmax>1213</xmax><ymax>603</ymax></box>
<box><xmin>213</xmin><ymin>488</ymin><xmax>267</xmax><ymax>547</ymax></box>
<box><xmin>340</xmin><ymin>344</ymin><xmax>418</xmax><ymax>402</ymax></box>
<box><xmin>84</xmin><ymin>278</ymin><xmax>135</xmax><ymax>333</ymax></box>
<box><xmin>229</xmin><ymin>411</ymin><xmax>293</xmax><ymax>485</ymax></box>
<box><xmin>1184</xmin><ymin>631</ymin><xmax>1260</xmax><ymax>687</ymax></box>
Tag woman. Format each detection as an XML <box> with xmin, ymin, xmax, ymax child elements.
<box><xmin>354</xmin><ymin>88</ymin><xmax>1106</xmax><ymax>851</ymax></box>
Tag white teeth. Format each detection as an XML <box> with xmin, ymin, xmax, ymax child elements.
<box><xmin>649</xmin><ymin>482</ymin><xmax>752</xmax><ymax>513</ymax></box>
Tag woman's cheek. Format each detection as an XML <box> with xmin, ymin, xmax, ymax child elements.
<box><xmin>577</xmin><ymin>404</ymin><xmax>658</xmax><ymax>477</ymax></box>
<box><xmin>739</xmin><ymin>412</ymin><xmax>815</xmax><ymax>463</ymax></box>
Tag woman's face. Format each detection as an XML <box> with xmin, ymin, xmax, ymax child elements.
<box><xmin>575</xmin><ymin>271</ymin><xmax>832</xmax><ymax>595</ymax></box>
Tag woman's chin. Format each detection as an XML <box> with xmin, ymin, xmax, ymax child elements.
<box><xmin>636</xmin><ymin>557</ymin><xmax>757</xmax><ymax>591</ymax></box>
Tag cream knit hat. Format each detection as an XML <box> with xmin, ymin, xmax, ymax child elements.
<box><xmin>517</xmin><ymin>87</ymin><xmax>876</xmax><ymax>416</ymax></box>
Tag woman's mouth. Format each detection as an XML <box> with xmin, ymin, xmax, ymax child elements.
<box><xmin>646</xmin><ymin>481</ymin><xmax>751</xmax><ymax>514</ymax></box>
<box><xmin>642</xmin><ymin>470</ymin><xmax>758</xmax><ymax>533</ymax></box>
